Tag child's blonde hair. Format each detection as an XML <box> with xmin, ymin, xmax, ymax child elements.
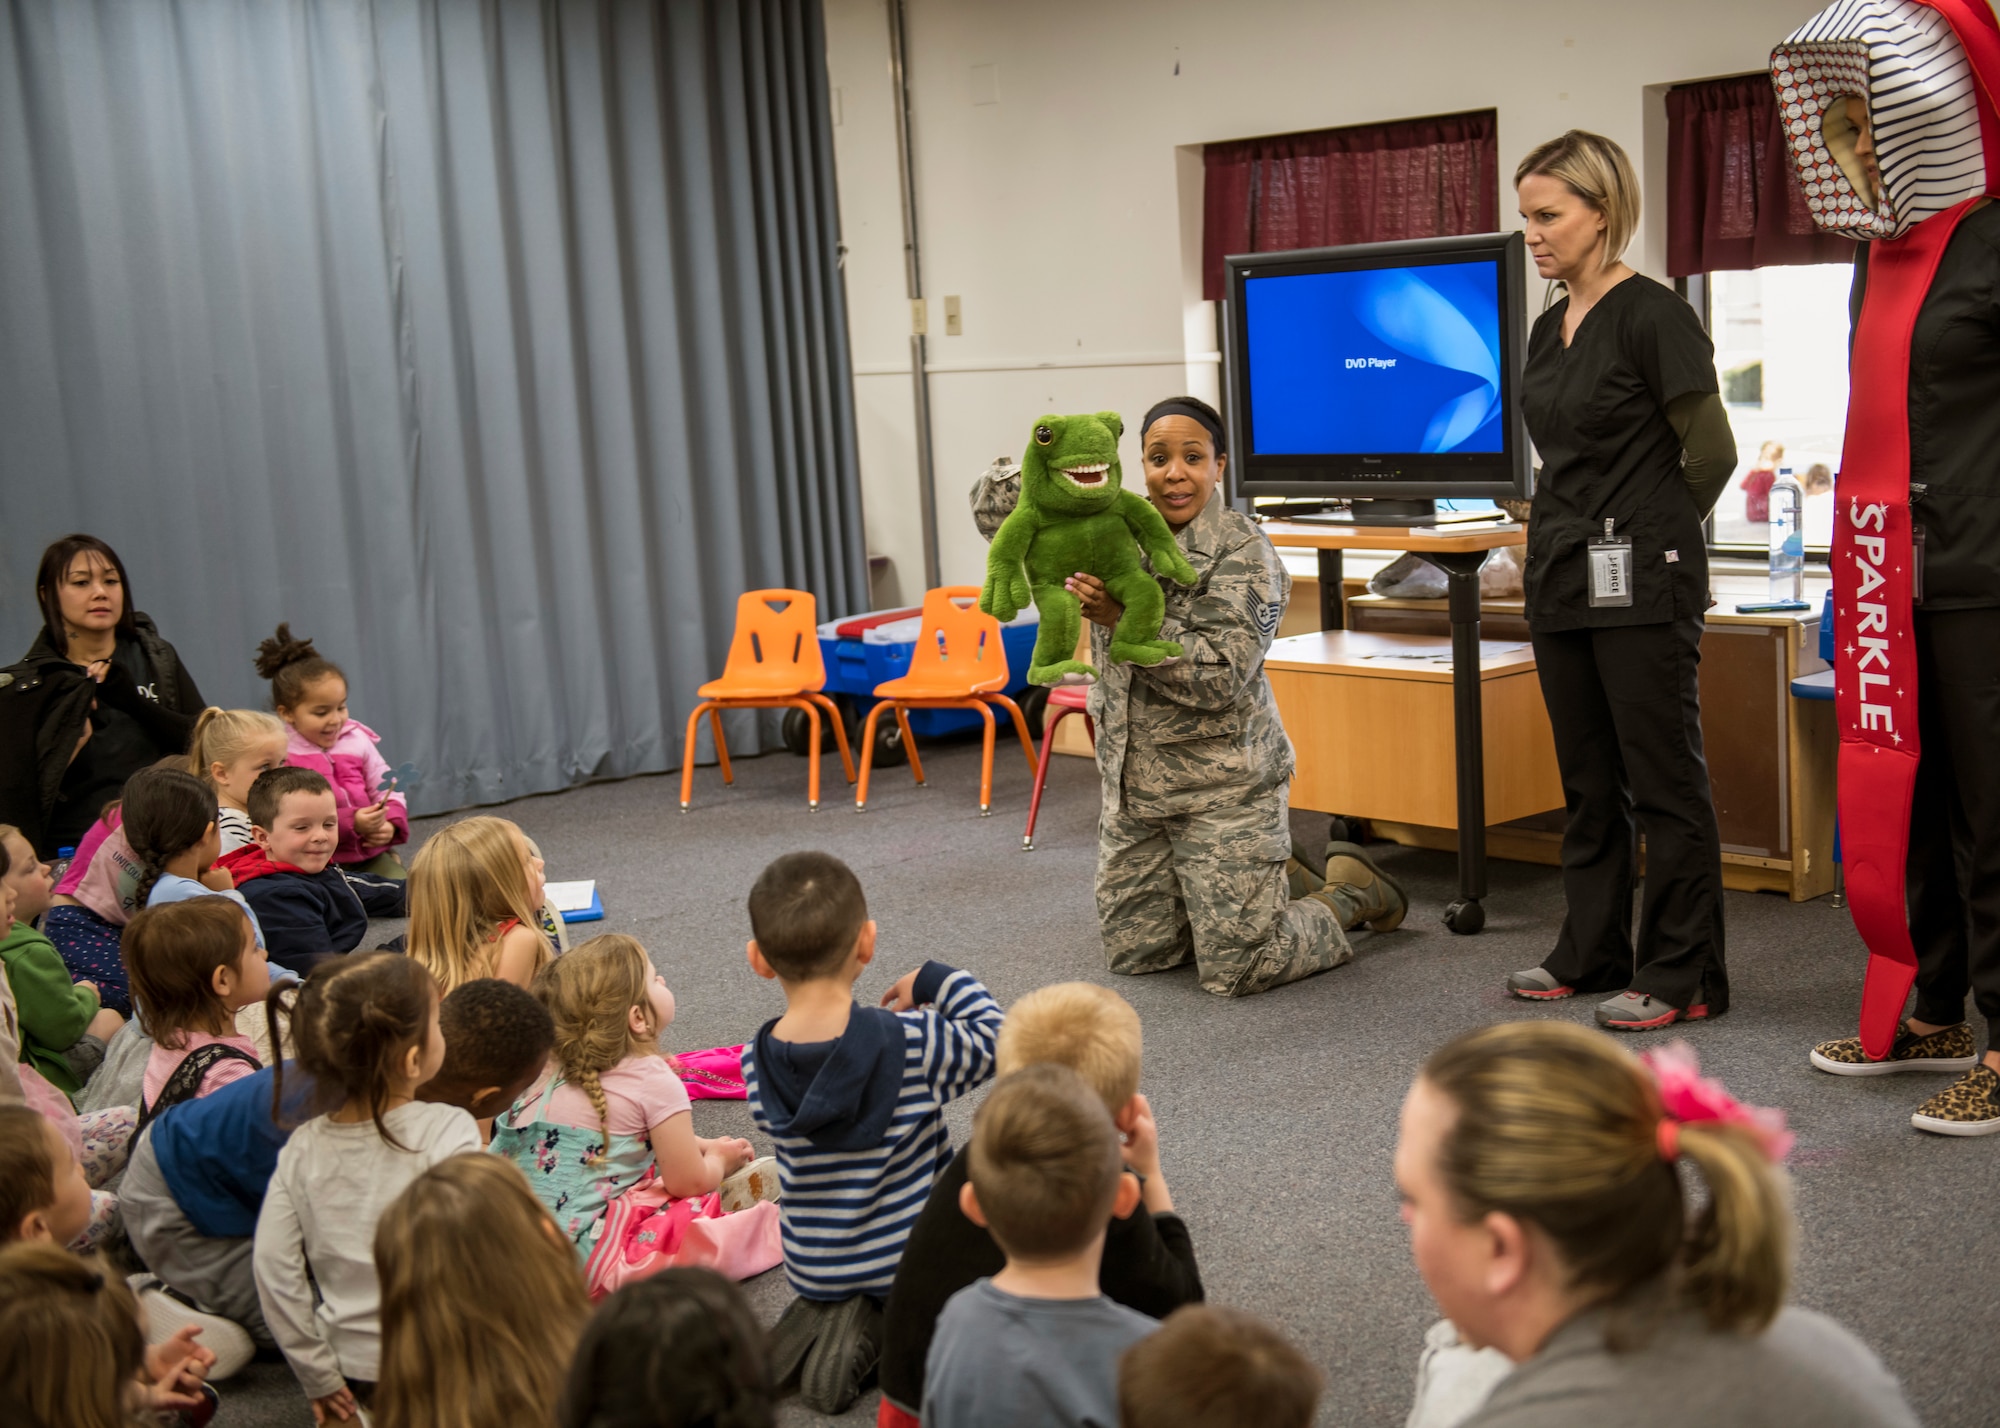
<box><xmin>531</xmin><ymin>934</ymin><xmax>660</xmax><ymax>1166</ymax></box>
<box><xmin>997</xmin><ymin>982</ymin><xmax>1142</xmax><ymax>1114</ymax></box>
<box><xmin>406</xmin><ymin>816</ymin><xmax>545</xmax><ymax>993</ymax></box>
<box><xmin>185</xmin><ymin>707</ymin><xmax>287</xmax><ymax>787</ymax></box>
<box><xmin>373</xmin><ymin>1155</ymin><xmax>589</xmax><ymax>1428</ymax></box>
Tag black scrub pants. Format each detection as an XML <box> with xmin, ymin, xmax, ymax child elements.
<box><xmin>1529</xmin><ymin>615</ymin><xmax>1728</xmax><ymax>1013</ymax></box>
<box><xmin>1907</xmin><ymin>608</ymin><xmax>2000</xmax><ymax>1048</ymax></box>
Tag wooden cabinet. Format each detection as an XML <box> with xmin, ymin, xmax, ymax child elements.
<box><xmin>1340</xmin><ymin>592</ymin><xmax>1836</xmax><ymax>901</ymax></box>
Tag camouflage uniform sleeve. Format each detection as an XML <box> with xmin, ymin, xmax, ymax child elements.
<box><xmin>1135</xmin><ymin>529</ymin><xmax>1291</xmax><ymax>714</ymax></box>
<box><xmin>969</xmin><ymin>459</ymin><xmax>1021</xmax><ymax>543</ymax></box>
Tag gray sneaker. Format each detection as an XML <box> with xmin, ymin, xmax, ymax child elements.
<box><xmin>1595</xmin><ymin>991</ymin><xmax>1712</xmax><ymax>1031</ymax></box>
<box><xmin>1322</xmin><ymin>842</ymin><xmax>1407</xmax><ymax>932</ymax></box>
<box><xmin>1506</xmin><ymin>967</ymin><xmax>1573</xmax><ymax>1000</ymax></box>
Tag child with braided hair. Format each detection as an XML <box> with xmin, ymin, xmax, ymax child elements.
<box><xmin>118</xmin><ymin>766</ymin><xmax>266</xmax><ymax>947</ymax></box>
<box><xmin>494</xmin><ymin>934</ymin><xmax>781</xmax><ymax>1297</ymax></box>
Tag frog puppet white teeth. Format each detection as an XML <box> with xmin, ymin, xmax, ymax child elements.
<box><xmin>1063</xmin><ymin>464</ymin><xmax>1110</xmax><ymax>485</ymax></box>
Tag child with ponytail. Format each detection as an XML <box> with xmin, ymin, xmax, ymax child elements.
<box><xmin>116</xmin><ymin>766</ymin><xmax>265</xmax><ymax>944</ymax></box>
<box><xmin>494</xmin><ymin>934</ymin><xmax>780</xmax><ymax>1297</ymax></box>
<box><xmin>256</xmin><ymin>624</ymin><xmax>410</xmax><ymax>878</ymax></box>
<box><xmin>254</xmin><ymin>953</ymin><xmax>480</xmax><ymax>1420</ymax></box>
<box><xmin>1394</xmin><ymin>1021</ymin><xmax>1918</xmax><ymax>1428</ymax></box>
<box><xmin>186</xmin><ymin>707</ymin><xmax>289</xmax><ymax>855</ymax></box>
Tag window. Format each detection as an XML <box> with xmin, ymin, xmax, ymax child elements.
<box><xmin>1665</xmin><ymin>73</ymin><xmax>1857</xmax><ymax>558</ymax></box>
<box><xmin>1703</xmin><ymin>263</ymin><xmax>1853</xmax><ymax>554</ymax></box>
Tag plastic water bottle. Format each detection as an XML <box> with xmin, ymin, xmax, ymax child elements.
<box><xmin>50</xmin><ymin>846</ymin><xmax>75</xmax><ymax>884</ymax></box>
<box><xmin>1769</xmin><ymin>468</ymin><xmax>1805</xmax><ymax>602</ymax></box>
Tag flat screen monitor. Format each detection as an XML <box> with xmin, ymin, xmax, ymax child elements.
<box><xmin>1224</xmin><ymin>232</ymin><xmax>1532</xmax><ymax>508</ymax></box>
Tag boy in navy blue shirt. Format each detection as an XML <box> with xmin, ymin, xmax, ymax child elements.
<box><xmin>120</xmin><ymin>979</ymin><xmax>551</xmax><ymax>1350</ymax></box>
<box><xmin>742</xmin><ymin>851</ymin><xmax>1001</xmax><ymax>1415</ymax></box>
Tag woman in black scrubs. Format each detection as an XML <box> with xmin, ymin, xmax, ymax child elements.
<box><xmin>1504</xmin><ymin>131</ymin><xmax>1739</xmax><ymax>1031</ymax></box>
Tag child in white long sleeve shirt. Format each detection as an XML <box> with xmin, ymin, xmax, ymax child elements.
<box><xmin>253</xmin><ymin>953</ymin><xmax>476</xmax><ymax>1419</ymax></box>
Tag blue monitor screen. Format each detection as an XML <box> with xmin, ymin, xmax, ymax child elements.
<box><xmin>1243</xmin><ymin>259</ymin><xmax>1504</xmax><ymax>456</ymax></box>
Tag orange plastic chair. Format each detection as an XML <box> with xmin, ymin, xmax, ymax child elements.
<box><xmin>855</xmin><ymin>587</ymin><xmax>1037</xmax><ymax>815</ymax></box>
<box><xmin>1022</xmin><ymin>683</ymin><xmax>1094</xmax><ymax>850</ymax></box>
<box><xmin>680</xmin><ymin>590</ymin><xmax>855</xmax><ymax>812</ymax></box>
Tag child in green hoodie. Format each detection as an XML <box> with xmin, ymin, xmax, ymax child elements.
<box><xmin>1</xmin><ymin>826</ymin><xmax>125</xmax><ymax>1100</ymax></box>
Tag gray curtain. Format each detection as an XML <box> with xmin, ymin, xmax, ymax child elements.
<box><xmin>0</xmin><ymin>0</ymin><xmax>867</xmax><ymax>814</ymax></box>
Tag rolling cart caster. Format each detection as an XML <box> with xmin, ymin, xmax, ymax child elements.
<box><xmin>1443</xmin><ymin>899</ymin><xmax>1485</xmax><ymax>935</ymax></box>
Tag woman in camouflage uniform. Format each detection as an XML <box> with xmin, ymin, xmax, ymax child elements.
<box><xmin>975</xmin><ymin>397</ymin><xmax>1405</xmax><ymax>997</ymax></box>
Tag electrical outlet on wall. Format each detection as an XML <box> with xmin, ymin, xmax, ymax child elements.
<box><xmin>910</xmin><ymin>298</ymin><xmax>927</xmax><ymax>336</ymax></box>
<box><xmin>944</xmin><ymin>295</ymin><xmax>962</xmax><ymax>336</ymax></box>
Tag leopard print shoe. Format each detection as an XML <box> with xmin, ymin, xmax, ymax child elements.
<box><xmin>1911</xmin><ymin>1065</ymin><xmax>2000</xmax><ymax>1137</ymax></box>
<box><xmin>1809</xmin><ymin>1021</ymin><xmax>1977</xmax><ymax>1076</ymax></box>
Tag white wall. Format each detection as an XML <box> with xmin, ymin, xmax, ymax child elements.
<box><xmin>823</xmin><ymin>0</ymin><xmax>1830</xmax><ymax>596</ymax></box>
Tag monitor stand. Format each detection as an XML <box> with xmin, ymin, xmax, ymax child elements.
<box><xmin>1285</xmin><ymin>498</ymin><xmax>1507</xmax><ymax>528</ymax></box>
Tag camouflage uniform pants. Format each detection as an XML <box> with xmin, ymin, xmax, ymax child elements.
<box><xmin>1096</xmin><ymin>782</ymin><xmax>1352</xmax><ymax>998</ymax></box>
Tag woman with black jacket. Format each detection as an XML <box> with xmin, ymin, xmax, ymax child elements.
<box><xmin>1502</xmin><ymin>131</ymin><xmax>1737</xmax><ymax>1032</ymax></box>
<box><xmin>0</xmin><ymin>535</ymin><xmax>206</xmax><ymax>856</ymax></box>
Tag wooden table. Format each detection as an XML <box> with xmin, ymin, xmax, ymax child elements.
<box><xmin>1266</xmin><ymin>629</ymin><xmax>1563</xmax><ymax>827</ymax></box>
<box><xmin>1260</xmin><ymin>520</ymin><xmax>1528</xmax><ymax>934</ymax></box>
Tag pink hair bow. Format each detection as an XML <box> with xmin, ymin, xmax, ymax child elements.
<box><xmin>1639</xmin><ymin>1040</ymin><xmax>1794</xmax><ymax>1163</ymax></box>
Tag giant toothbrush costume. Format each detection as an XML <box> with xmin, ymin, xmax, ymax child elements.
<box><xmin>1770</xmin><ymin>0</ymin><xmax>2000</xmax><ymax>1058</ymax></box>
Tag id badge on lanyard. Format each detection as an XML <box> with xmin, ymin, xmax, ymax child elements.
<box><xmin>1588</xmin><ymin>517</ymin><xmax>1633</xmax><ymax>608</ymax></box>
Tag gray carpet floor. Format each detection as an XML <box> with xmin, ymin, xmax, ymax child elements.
<box><xmin>212</xmin><ymin>739</ymin><xmax>1999</xmax><ymax>1428</ymax></box>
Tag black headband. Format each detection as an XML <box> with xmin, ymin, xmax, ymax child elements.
<box><xmin>1140</xmin><ymin>400</ymin><xmax>1227</xmax><ymax>458</ymax></box>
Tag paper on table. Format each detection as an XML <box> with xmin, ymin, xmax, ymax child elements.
<box><xmin>545</xmin><ymin>881</ymin><xmax>598</xmax><ymax>914</ymax></box>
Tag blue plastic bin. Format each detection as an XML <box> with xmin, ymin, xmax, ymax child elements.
<box><xmin>817</xmin><ymin>607</ymin><xmax>1041</xmax><ymax>737</ymax></box>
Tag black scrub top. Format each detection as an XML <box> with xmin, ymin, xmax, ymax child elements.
<box><xmin>1521</xmin><ymin>274</ymin><xmax>1718</xmax><ymax>632</ymax></box>
<box><xmin>1852</xmin><ymin>200</ymin><xmax>2000</xmax><ymax>610</ymax></box>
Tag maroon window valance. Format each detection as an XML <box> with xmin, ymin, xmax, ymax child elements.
<box><xmin>1666</xmin><ymin>73</ymin><xmax>1856</xmax><ymax>277</ymax></box>
<box><xmin>1201</xmin><ymin>111</ymin><xmax>1499</xmax><ymax>302</ymax></box>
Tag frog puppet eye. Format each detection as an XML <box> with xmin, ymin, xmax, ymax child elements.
<box><xmin>1034</xmin><ymin>425</ymin><xmax>1054</xmax><ymax>446</ymax></box>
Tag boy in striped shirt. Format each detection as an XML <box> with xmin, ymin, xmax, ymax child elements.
<box><xmin>743</xmin><ymin>851</ymin><xmax>1002</xmax><ymax>1415</ymax></box>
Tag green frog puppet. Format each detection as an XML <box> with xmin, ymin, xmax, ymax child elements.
<box><xmin>979</xmin><ymin>411</ymin><xmax>1199</xmax><ymax>684</ymax></box>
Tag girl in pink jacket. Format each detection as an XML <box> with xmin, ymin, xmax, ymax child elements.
<box><xmin>254</xmin><ymin>625</ymin><xmax>410</xmax><ymax>876</ymax></box>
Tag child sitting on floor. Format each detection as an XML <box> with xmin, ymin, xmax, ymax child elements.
<box><xmin>407</xmin><ymin>815</ymin><xmax>552</xmax><ymax>991</ymax></box>
<box><xmin>127</xmin><ymin>898</ymin><xmax>271</xmax><ymax>1126</ymax></box>
<box><xmin>558</xmin><ymin>1268</ymin><xmax>778</xmax><ymax>1428</ymax></box>
<box><xmin>743</xmin><ymin>851</ymin><xmax>1002</xmax><ymax>1416</ymax></box>
<box><xmin>46</xmin><ymin>759</ymin><xmax>190</xmax><ymax>1013</ymax></box>
<box><xmin>186</xmin><ymin>707</ymin><xmax>290</xmax><ymax>855</ymax></box>
<box><xmin>879</xmin><ymin>982</ymin><xmax>1203</xmax><ymax>1425</ymax></box>
<box><xmin>0</xmin><ymin>1240</ymin><xmax>219</xmax><ymax>1425</ymax></box>
<box><xmin>219</xmin><ymin>767</ymin><xmax>404</xmax><ymax>970</ymax></box>
<box><xmin>1118</xmin><ymin>1304</ymin><xmax>1324</xmax><ymax>1428</ymax></box>
<box><xmin>121</xmin><ymin>978</ymin><xmax>554</xmax><ymax>1360</ymax></box>
<box><xmin>922</xmin><ymin>1065</ymin><xmax>1158</xmax><ymax>1428</ymax></box>
<box><xmin>1</xmin><ymin>824</ymin><xmax>124</xmax><ymax>1100</ymax></box>
<box><xmin>256</xmin><ymin>624</ymin><xmax>410</xmax><ymax>879</ymax></box>
<box><xmin>122</xmin><ymin>765</ymin><xmax>266</xmax><ymax>942</ymax></box>
<box><xmin>254</xmin><ymin>952</ymin><xmax>481</xmax><ymax>1421</ymax></box>
<box><xmin>495</xmin><ymin>934</ymin><xmax>780</xmax><ymax>1296</ymax></box>
<box><xmin>374</xmin><ymin>1155</ymin><xmax>593</xmax><ymax>1428</ymax></box>
<box><xmin>1</xmin><ymin>1101</ymin><xmax>94</xmax><ymax>1247</ymax></box>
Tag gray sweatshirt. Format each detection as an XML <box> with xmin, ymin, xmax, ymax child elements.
<box><xmin>1464</xmin><ymin>1303</ymin><xmax>1918</xmax><ymax>1428</ymax></box>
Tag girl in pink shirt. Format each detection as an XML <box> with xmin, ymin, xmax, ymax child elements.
<box><xmin>493</xmin><ymin>934</ymin><xmax>780</xmax><ymax>1296</ymax></box>
<box><xmin>125</xmin><ymin>896</ymin><xmax>270</xmax><ymax>1125</ymax></box>
<box><xmin>254</xmin><ymin>625</ymin><xmax>409</xmax><ymax>877</ymax></box>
